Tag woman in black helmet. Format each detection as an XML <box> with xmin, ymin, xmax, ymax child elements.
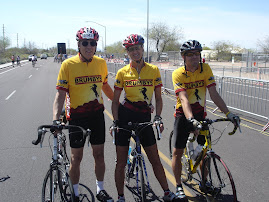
<box><xmin>171</xmin><ymin>40</ymin><xmax>240</xmax><ymax>199</ymax></box>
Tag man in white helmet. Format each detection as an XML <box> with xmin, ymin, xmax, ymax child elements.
<box><xmin>53</xmin><ymin>27</ymin><xmax>114</xmax><ymax>202</ymax></box>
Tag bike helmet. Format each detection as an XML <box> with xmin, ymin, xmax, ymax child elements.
<box><xmin>76</xmin><ymin>27</ymin><xmax>99</xmax><ymax>41</ymax></box>
<box><xmin>180</xmin><ymin>40</ymin><xmax>202</xmax><ymax>56</ymax></box>
<box><xmin>123</xmin><ymin>34</ymin><xmax>144</xmax><ymax>49</ymax></box>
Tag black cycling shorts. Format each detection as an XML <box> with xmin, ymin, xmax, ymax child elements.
<box><xmin>172</xmin><ymin>111</ymin><xmax>206</xmax><ymax>149</ymax></box>
<box><xmin>68</xmin><ymin>109</ymin><xmax>105</xmax><ymax>148</ymax></box>
<box><xmin>115</xmin><ymin>104</ymin><xmax>156</xmax><ymax>147</ymax></box>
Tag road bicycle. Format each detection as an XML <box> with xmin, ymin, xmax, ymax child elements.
<box><xmin>32</xmin><ymin>124</ymin><xmax>91</xmax><ymax>202</ymax></box>
<box><xmin>111</xmin><ymin>120</ymin><xmax>162</xmax><ymax>202</ymax></box>
<box><xmin>169</xmin><ymin>118</ymin><xmax>240</xmax><ymax>202</ymax></box>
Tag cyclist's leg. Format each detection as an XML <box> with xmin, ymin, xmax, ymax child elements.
<box><xmin>115</xmin><ymin>146</ymin><xmax>129</xmax><ymax>195</ymax></box>
<box><xmin>144</xmin><ymin>144</ymin><xmax>169</xmax><ymax>190</ymax></box>
<box><xmin>171</xmin><ymin>116</ymin><xmax>189</xmax><ymax>184</ymax></box>
<box><xmin>115</xmin><ymin>104</ymin><xmax>133</xmax><ymax>197</ymax></box>
<box><xmin>69</xmin><ymin>147</ymin><xmax>83</xmax><ymax>185</ymax></box>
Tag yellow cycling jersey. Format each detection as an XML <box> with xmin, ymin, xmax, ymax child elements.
<box><xmin>172</xmin><ymin>63</ymin><xmax>216</xmax><ymax>115</ymax></box>
<box><xmin>56</xmin><ymin>54</ymin><xmax>108</xmax><ymax>119</ymax></box>
<box><xmin>114</xmin><ymin>62</ymin><xmax>162</xmax><ymax>105</ymax></box>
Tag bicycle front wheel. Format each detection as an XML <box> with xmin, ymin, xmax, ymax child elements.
<box><xmin>138</xmin><ymin>158</ymin><xmax>146</xmax><ymax>202</ymax></box>
<box><xmin>201</xmin><ymin>153</ymin><xmax>237</xmax><ymax>202</ymax></box>
<box><xmin>42</xmin><ymin>166</ymin><xmax>74</xmax><ymax>202</ymax></box>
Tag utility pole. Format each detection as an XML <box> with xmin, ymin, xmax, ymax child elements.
<box><xmin>17</xmin><ymin>33</ymin><xmax>19</xmax><ymax>48</ymax></box>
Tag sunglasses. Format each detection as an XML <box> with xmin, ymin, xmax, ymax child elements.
<box><xmin>127</xmin><ymin>46</ymin><xmax>141</xmax><ymax>52</ymax></box>
<box><xmin>81</xmin><ymin>41</ymin><xmax>97</xmax><ymax>47</ymax></box>
<box><xmin>184</xmin><ymin>52</ymin><xmax>200</xmax><ymax>57</ymax></box>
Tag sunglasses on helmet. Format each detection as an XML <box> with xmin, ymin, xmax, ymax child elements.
<box><xmin>81</xmin><ymin>40</ymin><xmax>97</xmax><ymax>47</ymax></box>
<box><xmin>184</xmin><ymin>52</ymin><xmax>200</xmax><ymax>57</ymax></box>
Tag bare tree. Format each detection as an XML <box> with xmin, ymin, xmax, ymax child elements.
<box><xmin>257</xmin><ymin>36</ymin><xmax>269</xmax><ymax>53</ymax></box>
<box><xmin>212</xmin><ymin>40</ymin><xmax>234</xmax><ymax>61</ymax></box>
<box><xmin>146</xmin><ymin>22</ymin><xmax>183</xmax><ymax>61</ymax></box>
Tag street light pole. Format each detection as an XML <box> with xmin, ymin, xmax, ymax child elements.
<box><xmin>147</xmin><ymin>0</ymin><xmax>149</xmax><ymax>62</ymax></box>
<box><xmin>85</xmin><ymin>21</ymin><xmax>106</xmax><ymax>53</ymax></box>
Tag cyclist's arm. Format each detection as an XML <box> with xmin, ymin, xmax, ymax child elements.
<box><xmin>208</xmin><ymin>85</ymin><xmax>229</xmax><ymax>114</ymax></box>
<box><xmin>177</xmin><ymin>90</ymin><xmax>194</xmax><ymax>119</ymax></box>
<box><xmin>111</xmin><ymin>88</ymin><xmax>122</xmax><ymax>121</ymax></box>
<box><xmin>53</xmin><ymin>89</ymin><xmax>66</xmax><ymax>121</ymax></box>
<box><xmin>102</xmin><ymin>82</ymin><xmax>114</xmax><ymax>100</ymax></box>
<box><xmin>154</xmin><ymin>86</ymin><xmax>163</xmax><ymax>116</ymax></box>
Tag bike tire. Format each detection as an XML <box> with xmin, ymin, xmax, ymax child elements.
<box><xmin>138</xmin><ymin>158</ymin><xmax>146</xmax><ymax>202</ymax></box>
<box><xmin>42</xmin><ymin>166</ymin><xmax>75</xmax><ymax>202</ymax></box>
<box><xmin>169</xmin><ymin>130</ymin><xmax>173</xmax><ymax>159</ymax></box>
<box><xmin>201</xmin><ymin>153</ymin><xmax>237</xmax><ymax>202</ymax></box>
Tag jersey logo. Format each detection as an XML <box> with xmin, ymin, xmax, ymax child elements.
<box><xmin>155</xmin><ymin>77</ymin><xmax>162</xmax><ymax>82</ymax></box>
<box><xmin>125</xmin><ymin>79</ymin><xmax>153</xmax><ymax>87</ymax></box>
<box><xmin>115</xmin><ymin>79</ymin><xmax>121</xmax><ymax>85</ymax></box>
<box><xmin>195</xmin><ymin>89</ymin><xmax>201</xmax><ymax>101</ymax></box>
<box><xmin>140</xmin><ymin>87</ymin><xmax>149</xmax><ymax>100</ymax></box>
<box><xmin>182</xmin><ymin>72</ymin><xmax>189</xmax><ymax>78</ymax></box>
<box><xmin>175</xmin><ymin>82</ymin><xmax>183</xmax><ymax>88</ymax></box>
<box><xmin>185</xmin><ymin>80</ymin><xmax>204</xmax><ymax>89</ymax></box>
<box><xmin>91</xmin><ymin>84</ymin><xmax>99</xmax><ymax>98</ymax></box>
<box><xmin>75</xmin><ymin>75</ymin><xmax>102</xmax><ymax>85</ymax></box>
<box><xmin>208</xmin><ymin>76</ymin><xmax>214</xmax><ymax>81</ymax></box>
<box><xmin>58</xmin><ymin>80</ymin><xmax>68</xmax><ymax>85</ymax></box>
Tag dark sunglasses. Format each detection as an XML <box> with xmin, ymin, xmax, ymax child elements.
<box><xmin>184</xmin><ymin>51</ymin><xmax>200</xmax><ymax>57</ymax></box>
<box><xmin>81</xmin><ymin>41</ymin><xmax>97</xmax><ymax>47</ymax></box>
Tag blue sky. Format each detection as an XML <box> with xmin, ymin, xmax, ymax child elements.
<box><xmin>1</xmin><ymin>0</ymin><xmax>269</xmax><ymax>51</ymax></box>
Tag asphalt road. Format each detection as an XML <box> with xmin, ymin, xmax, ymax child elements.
<box><xmin>0</xmin><ymin>58</ymin><xmax>268</xmax><ymax>202</ymax></box>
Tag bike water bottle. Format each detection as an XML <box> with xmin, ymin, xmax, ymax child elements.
<box><xmin>186</xmin><ymin>140</ymin><xmax>194</xmax><ymax>158</ymax></box>
<box><xmin>127</xmin><ymin>146</ymin><xmax>132</xmax><ymax>164</ymax></box>
<box><xmin>193</xmin><ymin>144</ymin><xmax>203</xmax><ymax>160</ymax></box>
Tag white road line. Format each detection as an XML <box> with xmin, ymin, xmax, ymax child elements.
<box><xmin>226</xmin><ymin>91</ymin><xmax>269</xmax><ymax>101</ymax></box>
<box><xmin>5</xmin><ymin>90</ymin><xmax>16</xmax><ymax>100</ymax></box>
<box><xmin>29</xmin><ymin>75</ymin><xmax>32</xmax><ymax>78</ymax></box>
<box><xmin>0</xmin><ymin>66</ymin><xmax>19</xmax><ymax>75</ymax></box>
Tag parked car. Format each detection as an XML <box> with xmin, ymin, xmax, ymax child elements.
<box><xmin>159</xmin><ymin>52</ymin><xmax>169</xmax><ymax>61</ymax></box>
<box><xmin>40</xmin><ymin>54</ymin><xmax>47</xmax><ymax>59</ymax></box>
<box><xmin>28</xmin><ymin>55</ymin><xmax>33</xmax><ymax>61</ymax></box>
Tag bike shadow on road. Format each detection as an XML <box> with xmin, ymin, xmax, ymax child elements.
<box><xmin>0</xmin><ymin>175</ymin><xmax>10</xmax><ymax>182</ymax></box>
<box><xmin>78</xmin><ymin>183</ymin><xmax>95</xmax><ymax>202</ymax></box>
<box><xmin>125</xmin><ymin>184</ymin><xmax>162</xmax><ymax>202</ymax></box>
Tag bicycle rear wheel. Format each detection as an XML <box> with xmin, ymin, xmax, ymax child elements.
<box><xmin>201</xmin><ymin>153</ymin><xmax>237</xmax><ymax>202</ymax></box>
<box><xmin>42</xmin><ymin>166</ymin><xmax>74</xmax><ymax>202</ymax></box>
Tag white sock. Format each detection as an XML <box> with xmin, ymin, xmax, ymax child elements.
<box><xmin>96</xmin><ymin>180</ymin><xmax>104</xmax><ymax>194</ymax></box>
<box><xmin>73</xmin><ymin>184</ymin><xmax>79</xmax><ymax>196</ymax></box>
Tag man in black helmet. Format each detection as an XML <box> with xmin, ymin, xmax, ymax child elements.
<box><xmin>171</xmin><ymin>40</ymin><xmax>240</xmax><ymax>199</ymax></box>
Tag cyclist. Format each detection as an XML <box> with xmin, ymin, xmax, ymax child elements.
<box><xmin>16</xmin><ymin>55</ymin><xmax>20</xmax><ymax>66</ymax></box>
<box><xmin>31</xmin><ymin>55</ymin><xmax>37</xmax><ymax>65</ymax></box>
<box><xmin>171</xmin><ymin>40</ymin><xmax>240</xmax><ymax>199</ymax></box>
<box><xmin>11</xmin><ymin>55</ymin><xmax>15</xmax><ymax>67</ymax></box>
<box><xmin>111</xmin><ymin>34</ymin><xmax>180</xmax><ymax>202</ymax></box>
<box><xmin>52</xmin><ymin>27</ymin><xmax>114</xmax><ymax>202</ymax></box>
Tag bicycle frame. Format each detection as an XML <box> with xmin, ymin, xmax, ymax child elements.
<box><xmin>131</xmin><ymin>131</ymin><xmax>151</xmax><ymax>193</ymax></box>
<box><xmin>186</xmin><ymin>129</ymin><xmax>211</xmax><ymax>175</ymax></box>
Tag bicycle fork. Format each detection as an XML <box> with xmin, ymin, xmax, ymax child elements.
<box><xmin>134</xmin><ymin>146</ymin><xmax>151</xmax><ymax>195</ymax></box>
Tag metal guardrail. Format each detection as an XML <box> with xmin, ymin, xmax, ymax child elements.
<box><xmin>107</xmin><ymin>63</ymin><xmax>269</xmax><ymax>131</ymax></box>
